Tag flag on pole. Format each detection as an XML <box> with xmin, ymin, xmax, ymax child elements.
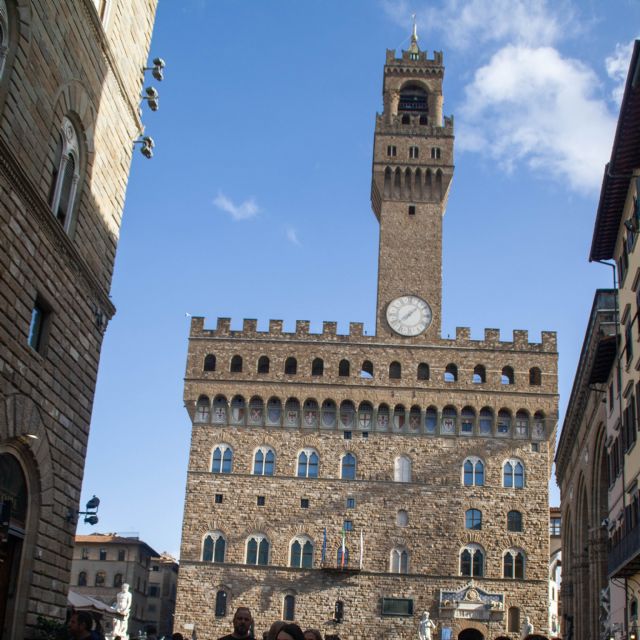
<box><xmin>321</xmin><ymin>527</ymin><xmax>327</xmax><ymax>564</ymax></box>
<box><xmin>359</xmin><ymin>529</ymin><xmax>364</xmax><ymax>569</ymax></box>
<box><xmin>340</xmin><ymin>526</ymin><xmax>346</xmax><ymax>569</ymax></box>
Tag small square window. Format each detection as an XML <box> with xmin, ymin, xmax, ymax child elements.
<box><xmin>346</xmin><ymin>497</ymin><xmax>356</xmax><ymax>509</ymax></box>
<box><xmin>362</xmin><ymin>431</ymin><xmax>369</xmax><ymax>439</ymax></box>
<box><xmin>301</xmin><ymin>498</ymin><xmax>309</xmax><ymax>509</ymax></box>
<box><xmin>344</xmin><ymin>431</ymin><xmax>352</xmax><ymax>440</ymax></box>
<box><xmin>28</xmin><ymin>297</ymin><xmax>51</xmax><ymax>354</ymax></box>
<box><xmin>343</xmin><ymin>520</ymin><xmax>353</xmax><ymax>532</ymax></box>
<box><xmin>531</xmin><ymin>443</ymin><xmax>539</xmax><ymax>452</ymax></box>
<box><xmin>408</xmin><ymin>205</ymin><xmax>416</xmax><ymax>216</ymax></box>
<box><xmin>257</xmin><ymin>496</ymin><xmax>265</xmax><ymax>506</ymax></box>
<box><xmin>215</xmin><ymin>494</ymin><xmax>223</xmax><ymax>504</ymax></box>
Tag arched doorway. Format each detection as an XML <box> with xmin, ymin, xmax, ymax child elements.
<box><xmin>458</xmin><ymin>628</ymin><xmax>484</xmax><ymax>640</ymax></box>
<box><xmin>0</xmin><ymin>452</ymin><xmax>28</xmax><ymax>638</ymax></box>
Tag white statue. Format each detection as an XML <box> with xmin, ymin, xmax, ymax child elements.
<box><xmin>418</xmin><ymin>611</ymin><xmax>435</xmax><ymax>640</ymax></box>
<box><xmin>112</xmin><ymin>583</ymin><xmax>132</xmax><ymax>640</ymax></box>
<box><xmin>521</xmin><ymin>616</ymin><xmax>534</xmax><ymax>639</ymax></box>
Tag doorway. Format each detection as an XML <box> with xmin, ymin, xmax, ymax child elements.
<box><xmin>458</xmin><ymin>629</ymin><xmax>484</xmax><ymax>640</ymax></box>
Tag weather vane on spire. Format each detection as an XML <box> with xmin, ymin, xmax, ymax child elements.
<box><xmin>409</xmin><ymin>13</ymin><xmax>419</xmax><ymax>53</ymax></box>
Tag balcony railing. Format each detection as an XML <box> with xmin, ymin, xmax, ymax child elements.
<box><xmin>608</xmin><ymin>524</ymin><xmax>640</xmax><ymax>577</ymax></box>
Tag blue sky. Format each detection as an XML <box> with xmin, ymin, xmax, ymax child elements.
<box><xmin>78</xmin><ymin>0</ymin><xmax>640</xmax><ymax>556</ymax></box>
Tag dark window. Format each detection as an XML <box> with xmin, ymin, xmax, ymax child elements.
<box><xmin>311</xmin><ymin>357</ymin><xmax>324</xmax><ymax>376</ymax></box>
<box><xmin>114</xmin><ymin>573</ymin><xmax>123</xmax><ymax>588</ymax></box>
<box><xmin>301</xmin><ymin>498</ymin><xmax>309</xmax><ymax>509</ymax></box>
<box><xmin>257</xmin><ymin>355</ymin><xmax>270</xmax><ymax>373</ymax></box>
<box><xmin>215</xmin><ymin>590</ymin><xmax>227</xmax><ymax>617</ymax></box>
<box><xmin>28</xmin><ymin>298</ymin><xmax>51</xmax><ymax>354</ymax></box>
<box><xmin>501</xmin><ymin>366</ymin><xmax>514</xmax><ymax>384</ymax></box>
<box><xmin>149</xmin><ymin>585</ymin><xmax>159</xmax><ymax>597</ymax></box>
<box><xmin>387</xmin><ymin>145</ymin><xmax>397</xmax><ymax>157</ymax></box>
<box><xmin>230</xmin><ymin>355</ymin><xmax>243</xmax><ymax>372</ymax></box>
<box><xmin>339</xmin><ymin>359</ymin><xmax>350</xmax><ymax>377</ymax></box>
<box><xmin>346</xmin><ymin>497</ymin><xmax>355</xmax><ymax>508</ymax></box>
<box><xmin>529</xmin><ymin>367</ymin><xmax>541</xmax><ymax>385</ymax></box>
<box><xmin>283</xmin><ymin>595</ymin><xmax>295</xmax><ymax>621</ymax></box>
<box><xmin>444</xmin><ymin>363</ymin><xmax>457</xmax><ymax>382</ymax></box>
<box><xmin>215</xmin><ymin>494</ymin><xmax>223</xmax><ymax>504</ymax></box>
<box><xmin>343</xmin><ymin>431</ymin><xmax>352</xmax><ymax>440</ymax></box>
<box><xmin>284</xmin><ymin>357</ymin><xmax>297</xmax><ymax>375</ymax></box>
<box><xmin>408</xmin><ymin>205</ymin><xmax>416</xmax><ymax>215</ymax></box>
<box><xmin>117</xmin><ymin>549</ymin><xmax>126</xmax><ymax>561</ymax></box>
<box><xmin>508</xmin><ymin>607</ymin><xmax>520</xmax><ymax>632</ymax></box>
<box><xmin>78</xmin><ymin>572</ymin><xmax>87</xmax><ymax>586</ymax></box>
<box><xmin>389</xmin><ymin>361</ymin><xmax>401</xmax><ymax>379</ymax></box>
<box><xmin>460</xmin><ymin>548</ymin><xmax>484</xmax><ymax>577</ymax></box>
<box><xmin>409</xmin><ymin>146</ymin><xmax>419</xmax><ymax>159</ymax></box>
<box><xmin>401</xmin><ymin>114</ymin><xmax>410</xmax><ymax>124</ymax></box>
<box><xmin>381</xmin><ymin>598</ymin><xmax>414</xmax><ymax>617</ymax></box>
<box><xmin>99</xmin><ymin>548</ymin><xmax>107</xmax><ymax>561</ymax></box>
<box><xmin>257</xmin><ymin>496</ymin><xmax>265</xmax><ymax>506</ymax></box>
<box><xmin>95</xmin><ymin>571</ymin><xmax>105</xmax><ymax>586</ymax></box>
<box><xmin>417</xmin><ymin>363</ymin><xmax>429</xmax><ymax>380</ymax></box>
<box><xmin>508</xmin><ymin>511</ymin><xmax>523</xmax><ymax>532</ymax></box>
<box><xmin>360</xmin><ymin>360</ymin><xmax>374</xmax><ymax>378</ymax></box>
<box><xmin>204</xmin><ymin>354</ymin><xmax>216</xmax><ymax>371</ymax></box>
<box><xmin>473</xmin><ymin>365</ymin><xmax>486</xmax><ymax>384</ymax></box>
<box><xmin>627</xmin><ymin>323</ymin><xmax>634</xmax><ymax>364</ymax></box>
<box><xmin>430</xmin><ymin>147</ymin><xmax>441</xmax><ymax>159</ymax></box>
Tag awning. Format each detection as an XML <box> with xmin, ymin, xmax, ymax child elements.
<box><xmin>67</xmin><ymin>590</ymin><xmax>124</xmax><ymax>619</ymax></box>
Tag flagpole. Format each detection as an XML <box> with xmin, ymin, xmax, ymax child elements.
<box><xmin>360</xmin><ymin>529</ymin><xmax>364</xmax><ymax>570</ymax></box>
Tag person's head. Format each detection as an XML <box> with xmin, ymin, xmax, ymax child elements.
<box><xmin>172</xmin><ymin>634</ymin><xmax>184</xmax><ymax>640</ymax></box>
<box><xmin>233</xmin><ymin>607</ymin><xmax>253</xmax><ymax>637</ymax></box>
<box><xmin>68</xmin><ymin>611</ymin><xmax>93</xmax><ymax>638</ymax></box>
<box><xmin>267</xmin><ymin>620</ymin><xmax>286</xmax><ymax>640</ymax></box>
<box><xmin>303</xmin><ymin>629</ymin><xmax>322</xmax><ymax>640</ymax></box>
<box><xmin>276</xmin><ymin>623</ymin><xmax>305</xmax><ymax>640</ymax></box>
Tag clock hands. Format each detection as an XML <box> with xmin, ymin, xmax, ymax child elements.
<box><xmin>401</xmin><ymin>307</ymin><xmax>418</xmax><ymax>322</ymax></box>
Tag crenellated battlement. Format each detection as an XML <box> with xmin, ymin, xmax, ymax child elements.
<box><xmin>385</xmin><ymin>48</ymin><xmax>444</xmax><ymax>67</ymax></box>
<box><xmin>189</xmin><ymin>317</ymin><xmax>557</xmax><ymax>352</ymax></box>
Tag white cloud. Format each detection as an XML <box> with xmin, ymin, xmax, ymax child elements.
<box><xmin>213</xmin><ymin>191</ymin><xmax>260</xmax><ymax>221</ymax></box>
<box><xmin>605</xmin><ymin>40</ymin><xmax>636</xmax><ymax>105</ymax></box>
<box><xmin>381</xmin><ymin>0</ymin><xmax>576</xmax><ymax>50</ymax></box>
<box><xmin>458</xmin><ymin>45</ymin><xmax>616</xmax><ymax>192</ymax></box>
<box><xmin>285</xmin><ymin>226</ymin><xmax>301</xmax><ymax>246</ymax></box>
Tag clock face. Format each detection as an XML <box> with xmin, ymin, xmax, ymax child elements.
<box><xmin>386</xmin><ymin>295</ymin><xmax>432</xmax><ymax>336</ymax></box>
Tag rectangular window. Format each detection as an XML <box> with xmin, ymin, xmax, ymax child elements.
<box><xmin>301</xmin><ymin>498</ymin><xmax>309</xmax><ymax>509</ymax></box>
<box><xmin>99</xmin><ymin>548</ymin><xmax>107</xmax><ymax>561</ymax></box>
<box><xmin>386</xmin><ymin>145</ymin><xmax>397</xmax><ymax>157</ymax></box>
<box><xmin>409</xmin><ymin>146</ymin><xmax>419</xmax><ymax>159</ymax></box>
<box><xmin>28</xmin><ymin>297</ymin><xmax>51</xmax><ymax>354</ymax></box>
<box><xmin>531</xmin><ymin>442</ymin><xmax>539</xmax><ymax>452</ymax></box>
<box><xmin>430</xmin><ymin>147</ymin><xmax>441</xmax><ymax>160</ymax></box>
<box><xmin>626</xmin><ymin>322</ymin><xmax>634</xmax><ymax>364</ymax></box>
<box><xmin>550</xmin><ymin>517</ymin><xmax>561</xmax><ymax>536</ymax></box>
<box><xmin>118</xmin><ymin>549</ymin><xmax>126</xmax><ymax>561</ymax></box>
<box><xmin>81</xmin><ymin>547</ymin><xmax>89</xmax><ymax>560</ymax></box>
<box><xmin>257</xmin><ymin>496</ymin><xmax>265</xmax><ymax>506</ymax></box>
<box><xmin>343</xmin><ymin>520</ymin><xmax>353</xmax><ymax>532</ymax></box>
<box><xmin>343</xmin><ymin>431</ymin><xmax>352</xmax><ymax>440</ymax></box>
<box><xmin>381</xmin><ymin>597</ymin><xmax>414</xmax><ymax>617</ymax></box>
<box><xmin>408</xmin><ymin>205</ymin><xmax>416</xmax><ymax>216</ymax></box>
<box><xmin>149</xmin><ymin>586</ymin><xmax>160</xmax><ymax>597</ymax></box>
<box><xmin>215</xmin><ymin>494</ymin><xmax>223</xmax><ymax>504</ymax></box>
<box><xmin>346</xmin><ymin>497</ymin><xmax>355</xmax><ymax>508</ymax></box>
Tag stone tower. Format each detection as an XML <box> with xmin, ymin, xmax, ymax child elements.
<box><xmin>371</xmin><ymin>27</ymin><xmax>454</xmax><ymax>340</ymax></box>
<box><xmin>175</xmin><ymin>27</ymin><xmax>558</xmax><ymax>640</ymax></box>
<box><xmin>0</xmin><ymin>1</ymin><xmax>157</xmax><ymax>637</ymax></box>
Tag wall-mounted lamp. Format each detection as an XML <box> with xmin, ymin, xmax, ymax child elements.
<box><xmin>142</xmin><ymin>86</ymin><xmax>159</xmax><ymax>112</ymax></box>
<box><xmin>67</xmin><ymin>495</ymin><xmax>100</xmax><ymax>525</ymax></box>
<box><xmin>143</xmin><ymin>57</ymin><xmax>165</xmax><ymax>82</ymax></box>
<box><xmin>133</xmin><ymin>136</ymin><xmax>154</xmax><ymax>159</ymax></box>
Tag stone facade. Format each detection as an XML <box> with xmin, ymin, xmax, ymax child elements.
<box><xmin>0</xmin><ymin>1</ymin><xmax>157</xmax><ymax>638</ymax></box>
<box><xmin>175</xmin><ymin>34</ymin><xmax>558</xmax><ymax>640</ymax></box>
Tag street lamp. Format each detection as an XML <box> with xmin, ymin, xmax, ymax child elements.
<box><xmin>66</xmin><ymin>495</ymin><xmax>100</xmax><ymax>525</ymax></box>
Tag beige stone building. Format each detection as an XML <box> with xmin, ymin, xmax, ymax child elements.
<box><xmin>0</xmin><ymin>1</ymin><xmax>157</xmax><ymax>637</ymax></box>
<box><xmin>175</xmin><ymin>32</ymin><xmax>558</xmax><ymax>640</ymax></box>
<box><xmin>71</xmin><ymin>534</ymin><xmax>178</xmax><ymax>637</ymax></box>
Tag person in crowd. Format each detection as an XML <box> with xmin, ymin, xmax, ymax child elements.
<box><xmin>276</xmin><ymin>623</ymin><xmax>305</xmax><ymax>640</ymax></box>
<box><xmin>303</xmin><ymin>630</ymin><xmax>322</xmax><ymax>640</ymax></box>
<box><xmin>267</xmin><ymin>620</ymin><xmax>286</xmax><ymax>640</ymax></box>
<box><xmin>68</xmin><ymin>611</ymin><xmax>94</xmax><ymax>640</ymax></box>
<box><xmin>218</xmin><ymin>606</ymin><xmax>254</xmax><ymax>640</ymax></box>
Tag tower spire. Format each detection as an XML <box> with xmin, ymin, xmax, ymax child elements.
<box><xmin>410</xmin><ymin>14</ymin><xmax>419</xmax><ymax>52</ymax></box>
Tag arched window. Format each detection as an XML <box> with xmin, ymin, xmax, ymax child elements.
<box><xmin>230</xmin><ymin>395</ymin><xmax>246</xmax><ymax>425</ymax></box>
<box><xmin>479</xmin><ymin>407</ymin><xmax>493</xmax><ymax>435</ymax></box>
<box><xmin>394</xmin><ymin>456</ymin><xmax>411</xmax><ymax>482</ymax></box>
<box><xmin>215</xmin><ymin>590</ymin><xmax>227</xmax><ymax>617</ymax></box>
<box><xmin>390</xmin><ymin>548</ymin><xmax>409</xmax><ymax>573</ymax></box>
<box><xmin>95</xmin><ymin>571</ymin><xmax>106</xmax><ymax>586</ymax></box>
<box><xmin>377</xmin><ymin>404</ymin><xmax>390</xmax><ymax>430</ymax></box>
<box><xmin>393</xmin><ymin>404</ymin><xmax>405</xmax><ymax>431</ymax></box>
<box><xmin>311</xmin><ymin>358</ymin><xmax>324</xmax><ymax>376</ymax></box>
<box><xmin>50</xmin><ymin>117</ymin><xmax>81</xmax><ymax>232</ymax></box>
<box><xmin>444</xmin><ymin>363</ymin><xmax>458</xmax><ymax>382</ymax></box>
<box><xmin>248</xmin><ymin>396</ymin><xmax>264</xmax><ymax>425</ymax></box>
<box><xmin>284</xmin><ymin>398</ymin><xmax>300</xmax><ymax>427</ymax></box>
<box><xmin>397</xmin><ymin>509</ymin><xmax>409</xmax><ymax>526</ymax></box>
<box><xmin>283</xmin><ymin>594</ymin><xmax>295</xmax><ymax>621</ymax></box>
<box><xmin>425</xmin><ymin>406</ymin><xmax>437</xmax><ymax>434</ymax></box>
<box><xmin>503</xmin><ymin>459</ymin><xmax>525</xmax><ymax>488</ymax></box>
<box><xmin>460</xmin><ymin>544</ymin><xmax>484</xmax><ymax>577</ymax></box>
<box><xmin>230</xmin><ymin>355</ymin><xmax>243</xmax><ymax>373</ymax></box>
<box><xmin>497</xmin><ymin>409</ymin><xmax>512</xmax><ymax>435</ymax></box>
<box><xmin>253</xmin><ymin>447</ymin><xmax>275</xmax><ymax>476</ymax></box>
<box><xmin>461</xmin><ymin>406</ymin><xmax>475</xmax><ymax>435</ymax></box>
<box><xmin>417</xmin><ymin>363</ymin><xmax>430</xmax><ymax>380</ymax></box>
<box><xmin>389</xmin><ymin>361</ymin><xmax>401</xmax><ymax>379</ymax></box>
<box><xmin>533</xmin><ymin>411</ymin><xmax>545</xmax><ymax>438</ymax></box>
<box><xmin>246</xmin><ymin>535</ymin><xmax>270</xmax><ymax>565</ymax></box>
<box><xmin>507</xmin><ymin>510</ymin><xmax>523</xmax><ymax>532</ymax></box>
<box><xmin>303</xmin><ymin>399</ymin><xmax>319</xmax><ymax>428</ymax></box>
<box><xmin>409</xmin><ymin>405</ymin><xmax>421</xmax><ymax>430</ymax></box>
<box><xmin>337</xmin><ymin>546</ymin><xmax>349</xmax><ymax>567</ymax></box>
<box><xmin>465</xmin><ymin>509</ymin><xmax>482</xmax><ymax>530</ymax></box>
<box><xmin>341</xmin><ymin>453</ymin><xmax>356</xmax><ymax>480</ymax></box>
<box><xmin>501</xmin><ymin>366</ymin><xmax>514</xmax><ymax>385</ymax></box>
<box><xmin>473</xmin><ymin>365</ymin><xmax>486</xmax><ymax>383</ymax></box>
<box><xmin>195</xmin><ymin>395</ymin><xmax>210</xmax><ymax>423</ymax></box>
<box><xmin>508</xmin><ymin>607</ymin><xmax>520</xmax><ymax>632</ymax></box>
<box><xmin>529</xmin><ymin>367</ymin><xmax>542</xmax><ymax>385</ymax></box>
<box><xmin>284</xmin><ymin>357</ymin><xmax>297</xmax><ymax>375</ymax></box>
<box><xmin>257</xmin><ymin>356</ymin><xmax>270</xmax><ymax>374</ymax></box>
<box><xmin>203</xmin><ymin>532</ymin><xmax>226</xmax><ymax>563</ymax></box>
<box><xmin>113</xmin><ymin>573</ymin><xmax>123</xmax><ymax>588</ymax></box>
<box><xmin>290</xmin><ymin>537</ymin><xmax>314</xmax><ymax>568</ymax></box>
<box><xmin>339</xmin><ymin>401</ymin><xmax>355</xmax><ymax>429</ymax></box>
<box><xmin>503</xmin><ymin>549</ymin><xmax>525</xmax><ymax>579</ymax></box>
<box><xmin>321</xmin><ymin>399</ymin><xmax>336</xmax><ymax>427</ymax></box>
<box><xmin>442</xmin><ymin>405</ymin><xmax>457</xmax><ymax>434</ymax></box>
<box><xmin>297</xmin><ymin>449</ymin><xmax>319</xmax><ymax>478</ymax></box>
<box><xmin>266</xmin><ymin>397</ymin><xmax>282</xmax><ymax>426</ymax></box>
<box><xmin>360</xmin><ymin>360</ymin><xmax>374</xmax><ymax>379</ymax></box>
<box><xmin>339</xmin><ymin>359</ymin><xmax>350</xmax><ymax>377</ymax></box>
<box><xmin>212</xmin><ymin>395</ymin><xmax>227</xmax><ymax>424</ymax></box>
<box><xmin>463</xmin><ymin>457</ymin><xmax>484</xmax><ymax>486</ymax></box>
<box><xmin>515</xmin><ymin>410</ymin><xmax>529</xmax><ymax>437</ymax></box>
<box><xmin>204</xmin><ymin>354</ymin><xmax>216</xmax><ymax>372</ymax></box>
<box><xmin>358</xmin><ymin>402</ymin><xmax>373</xmax><ymax>430</ymax></box>
<box><xmin>399</xmin><ymin>83</ymin><xmax>428</xmax><ymax>113</ymax></box>
<box><xmin>78</xmin><ymin>571</ymin><xmax>87</xmax><ymax>586</ymax></box>
<box><xmin>212</xmin><ymin>445</ymin><xmax>233</xmax><ymax>474</ymax></box>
